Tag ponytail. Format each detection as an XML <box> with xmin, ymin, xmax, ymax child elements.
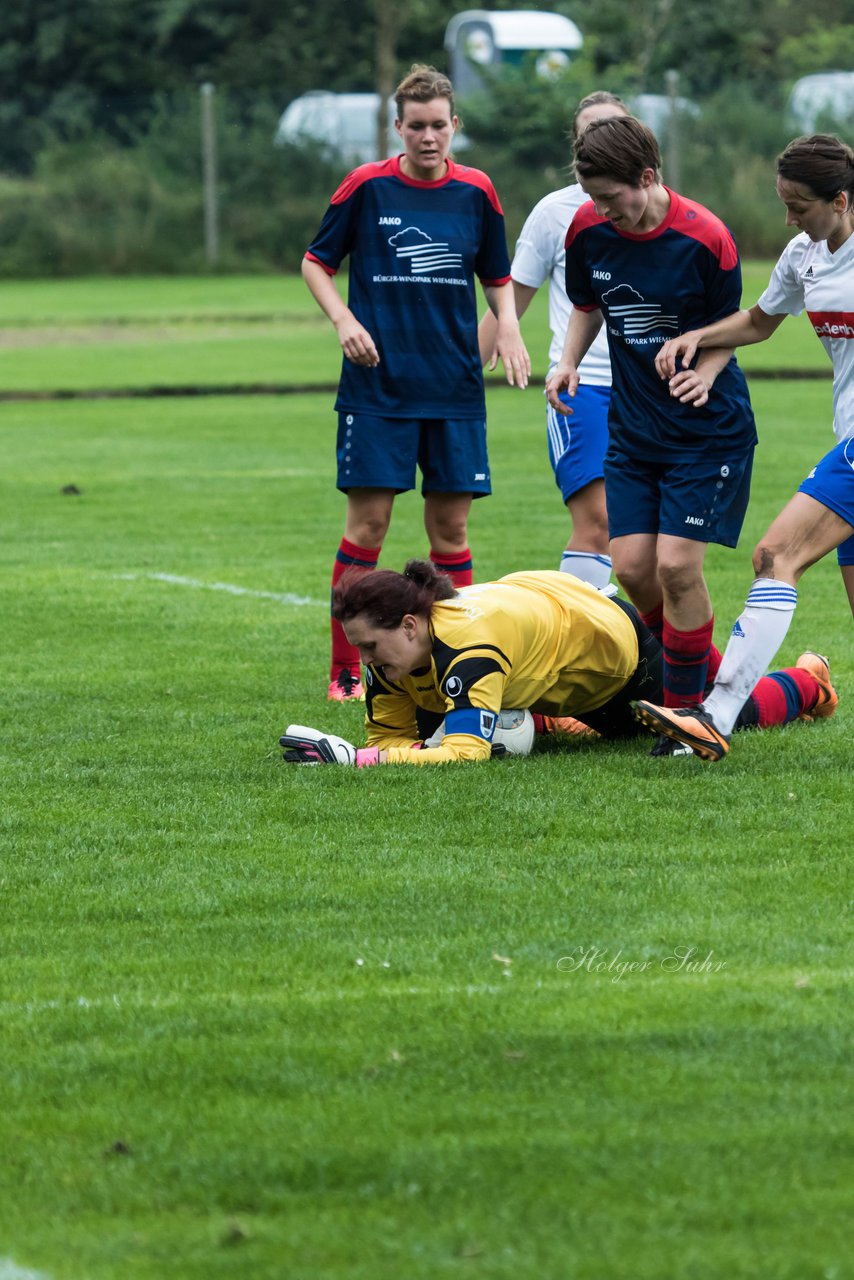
<box><xmin>332</xmin><ymin>558</ymin><xmax>456</xmax><ymax>629</ymax></box>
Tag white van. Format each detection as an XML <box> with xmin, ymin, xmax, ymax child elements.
<box><xmin>274</xmin><ymin>91</ymin><xmax>397</xmax><ymax>165</ymax></box>
<box><xmin>445</xmin><ymin>9</ymin><xmax>583</xmax><ymax>96</ymax></box>
<box><xmin>787</xmin><ymin>72</ymin><xmax>854</xmax><ymax>133</ymax></box>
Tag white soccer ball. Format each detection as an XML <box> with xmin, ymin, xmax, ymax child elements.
<box><xmin>424</xmin><ymin>707</ymin><xmax>535</xmax><ymax>756</ymax></box>
<box><xmin>493</xmin><ymin>708</ymin><xmax>535</xmax><ymax>757</ymax></box>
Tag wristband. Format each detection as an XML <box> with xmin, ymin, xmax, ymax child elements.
<box><xmin>355</xmin><ymin>746</ymin><xmax>381</xmax><ymax>768</ymax></box>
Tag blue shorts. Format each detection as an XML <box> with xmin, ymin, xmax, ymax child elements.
<box><xmin>336</xmin><ymin>413</ymin><xmax>490</xmax><ymax>497</ymax></box>
<box><xmin>604</xmin><ymin>444</ymin><xmax>754</xmax><ymax>546</ymax></box>
<box><xmin>798</xmin><ymin>436</ymin><xmax>854</xmax><ymax>565</ymax></box>
<box><xmin>546</xmin><ymin>385</ymin><xmax>610</xmax><ymax>503</ymax></box>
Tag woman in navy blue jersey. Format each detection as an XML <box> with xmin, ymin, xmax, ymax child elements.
<box><xmin>546</xmin><ymin>115</ymin><xmax>756</xmax><ymax>755</ymax></box>
<box><xmin>302</xmin><ymin>64</ymin><xmax>529</xmax><ymax>701</ymax></box>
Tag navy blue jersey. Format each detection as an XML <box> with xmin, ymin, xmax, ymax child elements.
<box><xmin>565</xmin><ymin>188</ymin><xmax>757</xmax><ymax>460</ymax></box>
<box><xmin>306</xmin><ymin>155</ymin><xmax>511</xmax><ymax>419</ymax></box>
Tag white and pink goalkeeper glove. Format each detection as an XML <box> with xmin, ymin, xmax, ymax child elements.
<box><xmin>280</xmin><ymin>725</ymin><xmax>380</xmax><ymax>767</ymax></box>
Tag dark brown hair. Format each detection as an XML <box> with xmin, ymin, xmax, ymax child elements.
<box><xmin>395</xmin><ymin>65</ymin><xmax>455</xmax><ymax>120</ymax></box>
<box><xmin>571</xmin><ymin>90</ymin><xmax>630</xmax><ymax>142</ymax></box>
<box><xmin>331</xmin><ymin>559</ymin><xmax>456</xmax><ymax>629</ymax></box>
<box><xmin>574</xmin><ymin>115</ymin><xmax>661</xmax><ymax>187</ymax></box>
<box><xmin>777</xmin><ymin>134</ymin><xmax>854</xmax><ymax>204</ymax></box>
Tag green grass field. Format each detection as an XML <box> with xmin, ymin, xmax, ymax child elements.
<box><xmin>1</xmin><ymin>277</ymin><xmax>851</xmax><ymax>1280</ymax></box>
<box><xmin>0</xmin><ymin>265</ymin><xmax>831</xmax><ymax>395</ymax></box>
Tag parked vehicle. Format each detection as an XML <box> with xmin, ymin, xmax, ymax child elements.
<box><xmin>444</xmin><ymin>9</ymin><xmax>583</xmax><ymax>96</ymax></box>
<box><xmin>787</xmin><ymin>72</ymin><xmax>854</xmax><ymax>133</ymax></box>
<box><xmin>274</xmin><ymin>91</ymin><xmax>397</xmax><ymax>165</ymax></box>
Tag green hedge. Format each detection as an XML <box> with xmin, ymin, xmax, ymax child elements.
<box><xmin>0</xmin><ymin>82</ymin><xmax>816</xmax><ymax>276</ymax></box>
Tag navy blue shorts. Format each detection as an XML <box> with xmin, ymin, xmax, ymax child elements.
<box><xmin>798</xmin><ymin>436</ymin><xmax>854</xmax><ymax>565</ymax></box>
<box><xmin>336</xmin><ymin>413</ymin><xmax>491</xmax><ymax>497</ymax></box>
<box><xmin>604</xmin><ymin>444</ymin><xmax>754</xmax><ymax>547</ymax></box>
<box><xmin>546</xmin><ymin>385</ymin><xmax>610</xmax><ymax>503</ymax></box>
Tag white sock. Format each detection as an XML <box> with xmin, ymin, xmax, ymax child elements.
<box><xmin>704</xmin><ymin>578</ymin><xmax>798</xmax><ymax>735</ymax></box>
<box><xmin>560</xmin><ymin>550</ymin><xmax>612</xmax><ymax>590</ymax></box>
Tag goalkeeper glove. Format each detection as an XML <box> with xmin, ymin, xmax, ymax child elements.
<box><xmin>279</xmin><ymin>725</ymin><xmax>381</xmax><ymax>768</ymax></box>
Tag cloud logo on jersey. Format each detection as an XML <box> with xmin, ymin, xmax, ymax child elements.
<box><xmin>444</xmin><ymin>675</ymin><xmax>463</xmax><ymax>697</ymax></box>
<box><xmin>602</xmin><ymin>283</ymin><xmax>679</xmax><ymax>337</ymax></box>
<box><xmin>388</xmin><ymin>226</ymin><xmax>463</xmax><ymax>275</ymax></box>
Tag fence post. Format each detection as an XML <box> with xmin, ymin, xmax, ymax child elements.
<box><xmin>200</xmin><ymin>82</ymin><xmax>219</xmax><ymax>266</ymax></box>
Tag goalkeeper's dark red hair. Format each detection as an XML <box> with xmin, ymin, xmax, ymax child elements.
<box><xmin>332</xmin><ymin>559</ymin><xmax>457</xmax><ymax>630</ymax></box>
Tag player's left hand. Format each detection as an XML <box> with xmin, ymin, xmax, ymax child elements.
<box><xmin>667</xmin><ymin>368</ymin><xmax>712</xmax><ymax>407</ymax></box>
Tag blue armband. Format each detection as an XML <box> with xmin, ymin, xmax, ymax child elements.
<box><xmin>443</xmin><ymin>707</ymin><xmax>498</xmax><ymax>741</ymax></box>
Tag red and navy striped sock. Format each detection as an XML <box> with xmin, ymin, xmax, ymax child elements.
<box><xmin>663</xmin><ymin>615</ymin><xmax>714</xmax><ymax>708</ymax></box>
<box><xmin>430</xmin><ymin>546</ymin><xmax>473</xmax><ymax>589</ymax></box>
<box><xmin>749</xmin><ymin>666</ymin><xmax>819</xmax><ymax>726</ymax></box>
<box><xmin>330</xmin><ymin>537</ymin><xmax>380</xmax><ymax>680</ymax></box>
<box><xmin>640</xmin><ymin>602</ymin><xmax>664</xmax><ymax>643</ymax></box>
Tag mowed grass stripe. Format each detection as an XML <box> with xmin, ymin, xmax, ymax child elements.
<box><xmin>0</xmin><ymin>268</ymin><xmax>829</xmax><ymax>396</ymax></box>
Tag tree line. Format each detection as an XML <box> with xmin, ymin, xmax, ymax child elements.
<box><xmin>1</xmin><ymin>0</ymin><xmax>853</xmax><ymax>274</ymax></box>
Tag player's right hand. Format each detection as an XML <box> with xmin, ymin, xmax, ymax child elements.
<box><xmin>544</xmin><ymin>364</ymin><xmax>579</xmax><ymax>413</ymax></box>
<box><xmin>655</xmin><ymin>333</ymin><xmax>699</xmax><ymax>380</ymax></box>
<box><xmin>280</xmin><ymin>724</ymin><xmax>357</xmax><ymax>764</ymax></box>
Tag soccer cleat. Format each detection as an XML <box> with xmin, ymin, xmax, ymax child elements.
<box><xmin>649</xmin><ymin>733</ymin><xmax>693</xmax><ymax>757</ymax></box>
<box><xmin>541</xmin><ymin>715</ymin><xmax>600</xmax><ymax>738</ymax></box>
<box><xmin>633</xmin><ymin>701</ymin><xmax>731</xmax><ymax>762</ymax></box>
<box><xmin>327</xmin><ymin>668</ymin><xmax>365</xmax><ymax>702</ymax></box>
<box><xmin>795</xmin><ymin>651</ymin><xmax>838</xmax><ymax>721</ymax></box>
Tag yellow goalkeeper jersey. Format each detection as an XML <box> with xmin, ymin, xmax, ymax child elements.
<box><xmin>364</xmin><ymin>571</ymin><xmax>638</xmax><ymax>764</ymax></box>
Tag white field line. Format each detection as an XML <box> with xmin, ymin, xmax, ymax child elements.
<box><xmin>0</xmin><ymin>1261</ymin><xmax>50</xmax><ymax>1280</ymax></box>
<box><xmin>114</xmin><ymin>572</ymin><xmax>324</xmax><ymax>607</ymax></box>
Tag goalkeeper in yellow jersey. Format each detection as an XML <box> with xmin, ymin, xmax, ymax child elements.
<box><xmin>280</xmin><ymin>560</ymin><xmax>835</xmax><ymax>767</ymax></box>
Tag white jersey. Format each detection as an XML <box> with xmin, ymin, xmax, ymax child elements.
<box><xmin>512</xmin><ymin>183</ymin><xmax>612</xmax><ymax>386</ymax></box>
<box><xmin>758</xmin><ymin>230</ymin><xmax>854</xmax><ymax>442</ymax></box>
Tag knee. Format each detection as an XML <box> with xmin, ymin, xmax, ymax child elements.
<box><xmin>656</xmin><ymin>558</ymin><xmax>703</xmax><ymax>604</ymax></box>
<box><xmin>425</xmin><ymin>509</ymin><xmax>469</xmax><ymax>549</ymax></box>
<box><xmin>611</xmin><ymin>553</ymin><xmax>650</xmax><ymax>598</ymax></box>
<box><xmin>348</xmin><ymin>511</ymin><xmax>391</xmax><ymax>547</ymax></box>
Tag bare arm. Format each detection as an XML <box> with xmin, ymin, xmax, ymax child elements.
<box><xmin>544</xmin><ymin>307</ymin><xmax>604</xmax><ymax>412</ymax></box>
<box><xmin>655</xmin><ymin>304</ymin><xmax>786</xmax><ymax>381</ymax></box>
<box><xmin>478</xmin><ymin>280</ymin><xmax>538</xmax><ymax>368</ymax></box>
<box><xmin>482</xmin><ymin>282</ymin><xmax>531</xmax><ymax>388</ymax></box>
<box><xmin>301</xmin><ymin>256</ymin><xmax>379</xmax><ymax>367</ymax></box>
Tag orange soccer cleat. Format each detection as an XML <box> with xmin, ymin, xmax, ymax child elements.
<box><xmin>795</xmin><ymin>652</ymin><xmax>838</xmax><ymax>721</ymax></box>
<box><xmin>633</xmin><ymin>700</ymin><xmax>730</xmax><ymax>762</ymax></box>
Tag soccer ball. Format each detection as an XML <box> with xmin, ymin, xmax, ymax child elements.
<box><xmin>424</xmin><ymin>708</ymin><xmax>535</xmax><ymax>756</ymax></box>
<box><xmin>493</xmin><ymin>708</ymin><xmax>535</xmax><ymax>757</ymax></box>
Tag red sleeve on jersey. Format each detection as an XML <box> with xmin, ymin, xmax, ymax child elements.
<box><xmin>564</xmin><ymin>201</ymin><xmax>606</xmax><ymax>252</ymax></box>
<box><xmin>479</xmin><ymin>274</ymin><xmax>512</xmax><ymax>287</ymax></box>
<box><xmin>330</xmin><ymin>159</ymin><xmax>396</xmax><ymax>205</ymax></box>
<box><xmin>670</xmin><ymin>192</ymin><xmax>739</xmax><ymax>271</ymax></box>
<box><xmin>303</xmin><ymin>251</ymin><xmax>336</xmax><ymax>276</ymax></box>
<box><xmin>447</xmin><ymin>161</ymin><xmax>505</xmax><ymax>216</ymax></box>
